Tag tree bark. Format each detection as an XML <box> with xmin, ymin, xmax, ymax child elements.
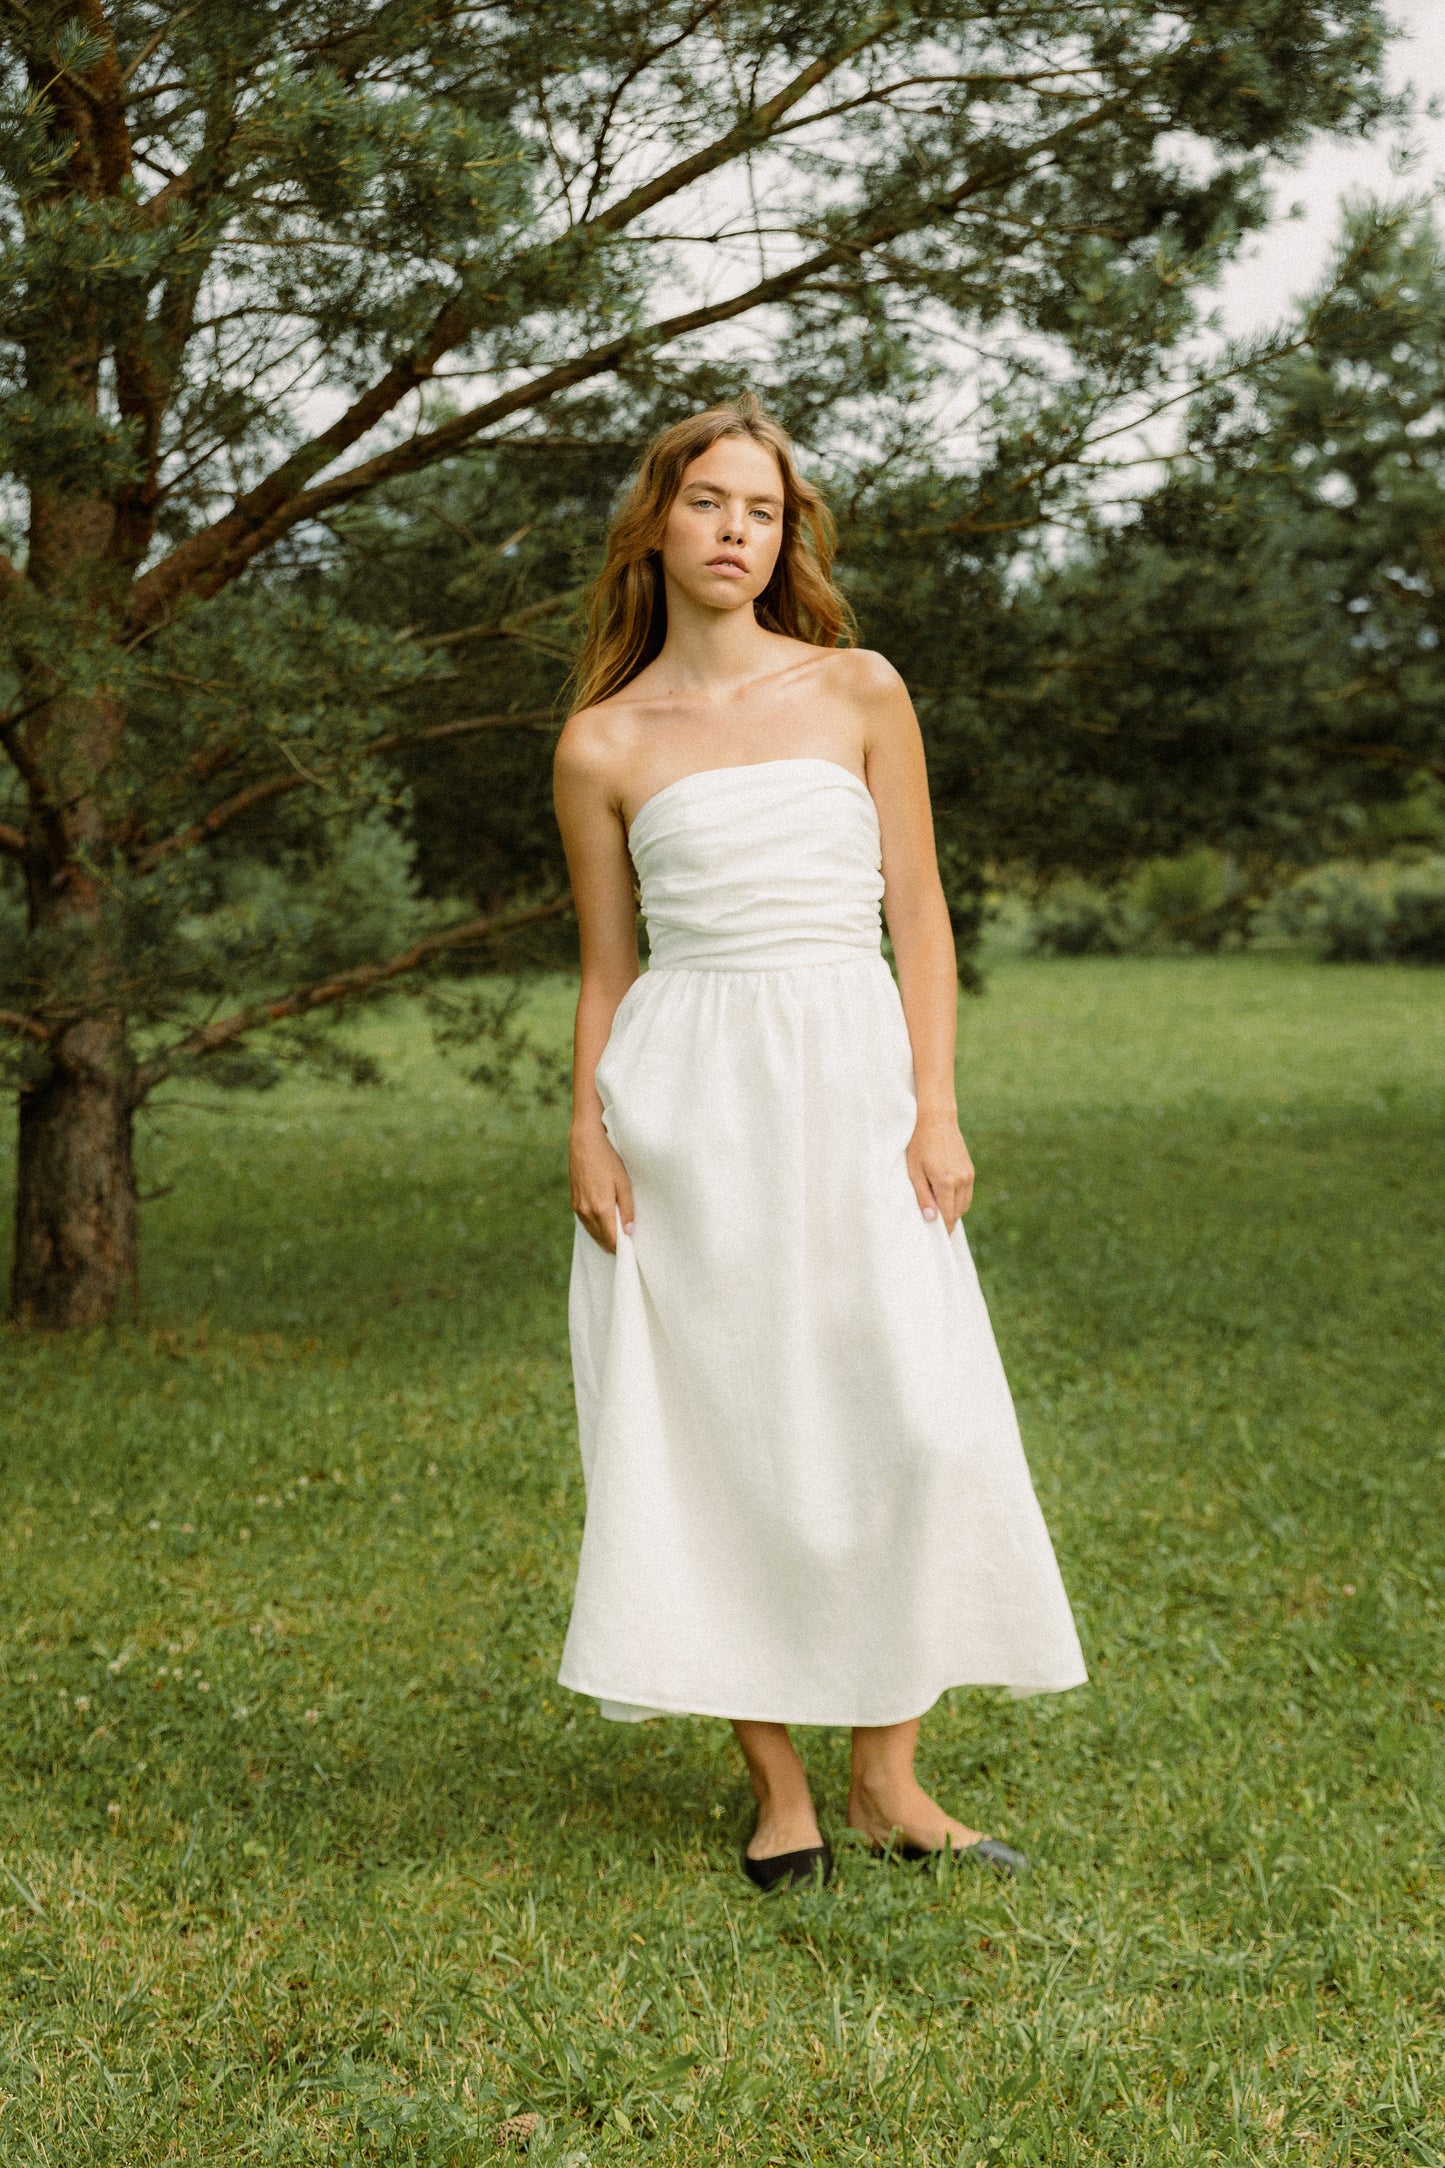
<box><xmin>10</xmin><ymin>1012</ymin><xmax>138</xmax><ymax>1328</ymax></box>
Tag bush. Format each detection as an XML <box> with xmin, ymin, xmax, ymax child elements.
<box><xmin>1391</xmin><ymin>860</ymin><xmax>1445</xmax><ymax>962</ymax></box>
<box><xmin>1030</xmin><ymin>850</ymin><xmax>1240</xmax><ymax>957</ymax></box>
<box><xmin>1030</xmin><ymin>880</ymin><xmax>1130</xmax><ymax>955</ymax></box>
<box><xmin>1262</xmin><ymin>857</ymin><xmax>1445</xmax><ymax>963</ymax></box>
<box><xmin>1125</xmin><ymin>848</ymin><xmax>1237</xmax><ymax>951</ymax></box>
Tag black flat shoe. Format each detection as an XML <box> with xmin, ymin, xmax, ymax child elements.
<box><xmin>896</xmin><ymin>1835</ymin><xmax>1029</xmax><ymax>1876</ymax></box>
<box><xmin>742</xmin><ymin>1839</ymin><xmax>833</xmax><ymax>1892</ymax></box>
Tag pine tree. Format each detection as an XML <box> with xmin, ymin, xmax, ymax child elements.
<box><xmin>0</xmin><ymin>0</ymin><xmax>1392</xmax><ymax>1322</ymax></box>
<box><xmin>883</xmin><ymin>204</ymin><xmax>1445</xmax><ymax>889</ymax></box>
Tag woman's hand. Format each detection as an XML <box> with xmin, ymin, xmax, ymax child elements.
<box><xmin>906</xmin><ymin>1110</ymin><xmax>975</xmax><ymax>1233</ymax></box>
<box><xmin>570</xmin><ymin>1117</ymin><xmax>636</xmax><ymax>1254</ymax></box>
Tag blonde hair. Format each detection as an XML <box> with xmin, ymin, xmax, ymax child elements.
<box><xmin>569</xmin><ymin>393</ymin><xmax>853</xmax><ymax>713</ymax></box>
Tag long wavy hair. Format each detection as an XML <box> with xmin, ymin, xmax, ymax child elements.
<box><xmin>568</xmin><ymin>393</ymin><xmax>854</xmax><ymax>714</ymax></box>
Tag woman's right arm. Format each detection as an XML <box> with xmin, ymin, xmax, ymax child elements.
<box><xmin>553</xmin><ymin>717</ymin><xmax>640</xmax><ymax>1253</ymax></box>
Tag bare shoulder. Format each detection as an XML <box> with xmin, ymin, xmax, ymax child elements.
<box><xmin>815</xmin><ymin>645</ymin><xmax>915</xmax><ymax>745</ymax></box>
<box><xmin>553</xmin><ymin>696</ymin><xmax>643</xmax><ymax>803</ymax></box>
<box><xmin>815</xmin><ymin>644</ymin><xmax>910</xmax><ymax>705</ymax></box>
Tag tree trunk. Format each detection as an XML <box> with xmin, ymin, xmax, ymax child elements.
<box><xmin>10</xmin><ymin>1012</ymin><xmax>138</xmax><ymax>1328</ymax></box>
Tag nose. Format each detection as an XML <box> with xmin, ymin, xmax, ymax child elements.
<box><xmin>719</xmin><ymin>510</ymin><xmax>745</xmax><ymax>545</ymax></box>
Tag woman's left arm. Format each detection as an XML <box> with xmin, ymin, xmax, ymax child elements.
<box><xmin>856</xmin><ymin>656</ymin><xmax>975</xmax><ymax>1231</ymax></box>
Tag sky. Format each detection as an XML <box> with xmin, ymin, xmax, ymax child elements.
<box><xmin>1215</xmin><ymin>0</ymin><xmax>1445</xmax><ymax>334</ymax></box>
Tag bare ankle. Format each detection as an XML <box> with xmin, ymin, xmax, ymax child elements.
<box><xmin>848</xmin><ymin>1768</ymin><xmax>912</xmax><ymax>1808</ymax></box>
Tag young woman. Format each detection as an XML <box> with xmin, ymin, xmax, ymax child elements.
<box><xmin>553</xmin><ymin>396</ymin><xmax>1085</xmax><ymax>1890</ymax></box>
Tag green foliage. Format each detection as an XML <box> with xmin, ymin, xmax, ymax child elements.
<box><xmin>1262</xmin><ymin>855</ymin><xmax>1445</xmax><ymax>963</ymax></box>
<box><xmin>0</xmin><ymin>0</ymin><xmax>1398</xmax><ymax>1049</ymax></box>
<box><xmin>0</xmin><ymin>959</ymin><xmax>1441</xmax><ymax>2160</ymax></box>
<box><xmin>842</xmin><ymin>204</ymin><xmax>1445</xmax><ymax>908</ymax></box>
<box><xmin>1030</xmin><ymin>878</ymin><xmax>1132</xmax><ymax>957</ymax></box>
<box><xmin>1031</xmin><ymin>851</ymin><xmax>1243</xmax><ymax>956</ymax></box>
<box><xmin>1393</xmin><ymin>859</ymin><xmax>1445</xmax><ymax>960</ymax></box>
<box><xmin>177</xmin><ymin>814</ymin><xmax>436</xmax><ymax>989</ymax></box>
<box><xmin>0</xmin><ymin>579</ymin><xmax>441</xmax><ymax>1053</ymax></box>
<box><xmin>1029</xmin><ymin>845</ymin><xmax>1445</xmax><ymax>964</ymax></box>
<box><xmin>1125</xmin><ymin>848</ymin><xmax>1241</xmax><ymax>952</ymax></box>
<box><xmin>314</xmin><ymin>430</ymin><xmax>616</xmax><ymax>934</ymax></box>
<box><xmin>1193</xmin><ymin>205</ymin><xmax>1445</xmax><ymax>796</ymax></box>
<box><xmin>0</xmin><ymin>2</ymin><xmax>1413</xmax><ymax>1316</ymax></box>
<box><xmin>425</xmin><ymin>978</ymin><xmax>572</xmax><ymax>1108</ymax></box>
<box><xmin>1263</xmin><ymin>863</ymin><xmax>1401</xmax><ymax>962</ymax></box>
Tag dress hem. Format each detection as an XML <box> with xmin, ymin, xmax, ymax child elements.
<box><xmin>557</xmin><ymin>1667</ymin><xmax>1089</xmax><ymax>1728</ymax></box>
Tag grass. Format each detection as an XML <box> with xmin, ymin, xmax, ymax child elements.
<box><xmin>0</xmin><ymin>953</ymin><xmax>1441</xmax><ymax>2167</ymax></box>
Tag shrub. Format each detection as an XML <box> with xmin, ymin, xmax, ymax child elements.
<box><xmin>1262</xmin><ymin>856</ymin><xmax>1445</xmax><ymax>963</ymax></box>
<box><xmin>1030</xmin><ymin>850</ymin><xmax>1240</xmax><ymax>957</ymax></box>
<box><xmin>1030</xmin><ymin>880</ymin><xmax>1130</xmax><ymax>955</ymax></box>
<box><xmin>1390</xmin><ymin>859</ymin><xmax>1445</xmax><ymax>962</ymax></box>
<box><xmin>1125</xmin><ymin>848</ymin><xmax>1237</xmax><ymax>951</ymax></box>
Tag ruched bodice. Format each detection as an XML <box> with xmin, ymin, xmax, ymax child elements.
<box><xmin>629</xmin><ymin>758</ymin><xmax>884</xmax><ymax>972</ymax></box>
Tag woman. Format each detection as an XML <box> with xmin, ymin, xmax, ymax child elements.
<box><xmin>553</xmin><ymin>395</ymin><xmax>1085</xmax><ymax>1890</ymax></box>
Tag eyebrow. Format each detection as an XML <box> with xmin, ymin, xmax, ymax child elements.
<box><xmin>683</xmin><ymin>476</ymin><xmax>784</xmax><ymax>507</ymax></box>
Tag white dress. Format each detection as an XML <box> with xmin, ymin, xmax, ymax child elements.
<box><xmin>560</xmin><ymin>758</ymin><xmax>1086</xmax><ymax>1726</ymax></box>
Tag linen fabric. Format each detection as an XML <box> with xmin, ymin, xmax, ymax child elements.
<box><xmin>561</xmin><ymin>758</ymin><xmax>1087</xmax><ymax>1726</ymax></box>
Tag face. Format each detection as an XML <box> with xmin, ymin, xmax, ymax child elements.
<box><xmin>658</xmin><ymin>435</ymin><xmax>786</xmax><ymax>614</ymax></box>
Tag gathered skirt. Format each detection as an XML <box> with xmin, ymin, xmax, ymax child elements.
<box><xmin>559</xmin><ymin>949</ymin><xmax>1087</xmax><ymax>1727</ymax></box>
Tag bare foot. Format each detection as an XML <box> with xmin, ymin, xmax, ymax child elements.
<box><xmin>846</xmin><ymin>1772</ymin><xmax>983</xmax><ymax>1854</ymax></box>
<box><xmin>747</xmin><ymin>1798</ymin><xmax>824</xmax><ymax>1859</ymax></box>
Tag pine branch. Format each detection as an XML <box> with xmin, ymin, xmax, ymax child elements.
<box><xmin>117</xmin><ymin>9</ymin><xmax>196</xmax><ymax>92</ymax></box>
<box><xmin>385</xmin><ymin>708</ymin><xmax>559</xmax><ymax>744</ymax></box>
<box><xmin>132</xmin><ymin>891</ymin><xmax>573</xmax><ymax>1097</ymax></box>
<box><xmin>128</xmin><ymin>98</ymin><xmax>1119</xmax><ymax>632</ymax></box>
<box><xmin>161</xmin><ymin>0</ymin><xmax>459</xmax><ymax>233</ymax></box>
<box><xmin>576</xmin><ymin>0</ymin><xmax>727</xmax><ymax>222</ymax></box>
<box><xmin>123</xmin><ymin>20</ymin><xmax>910</xmax><ymax>632</ymax></box>
<box><xmin>414</xmin><ymin>592</ymin><xmax>578</xmax><ymax>650</ymax></box>
<box><xmin>132</xmin><ymin>708</ymin><xmax>558</xmax><ymax>872</ymax></box>
<box><xmin>581</xmin><ymin>13</ymin><xmax>898</xmax><ymax>237</ymax></box>
<box><xmin>919</xmin><ymin>240</ymin><xmax>1398</xmax><ymax>547</ymax></box>
<box><xmin>0</xmin><ymin>1009</ymin><xmax>49</xmax><ymax>1043</ymax></box>
<box><xmin>1317</xmin><ymin>740</ymin><xmax>1445</xmax><ymax>785</ymax></box>
<box><xmin>0</xmin><ymin>821</ymin><xmax>25</xmax><ymax>858</ymax></box>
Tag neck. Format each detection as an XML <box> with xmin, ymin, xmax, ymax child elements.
<box><xmin>654</xmin><ymin>577</ymin><xmax>775</xmax><ymax>696</ymax></box>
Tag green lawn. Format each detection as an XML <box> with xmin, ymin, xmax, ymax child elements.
<box><xmin>1</xmin><ymin>955</ymin><xmax>1441</xmax><ymax>2166</ymax></box>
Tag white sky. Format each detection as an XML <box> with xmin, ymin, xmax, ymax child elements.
<box><xmin>1215</xmin><ymin>0</ymin><xmax>1445</xmax><ymax>333</ymax></box>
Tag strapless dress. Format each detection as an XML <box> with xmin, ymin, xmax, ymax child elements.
<box><xmin>559</xmin><ymin>758</ymin><xmax>1086</xmax><ymax>1725</ymax></box>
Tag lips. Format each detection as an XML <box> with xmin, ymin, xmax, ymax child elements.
<box><xmin>707</xmin><ymin>555</ymin><xmax>747</xmax><ymax>574</ymax></box>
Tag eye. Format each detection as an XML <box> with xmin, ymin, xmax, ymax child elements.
<box><xmin>750</xmin><ymin>507</ymin><xmax>775</xmax><ymax>522</ymax></box>
<box><xmin>689</xmin><ymin>494</ymin><xmax>718</xmax><ymax>510</ymax></box>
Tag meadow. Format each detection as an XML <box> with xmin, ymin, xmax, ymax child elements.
<box><xmin>0</xmin><ymin>954</ymin><xmax>1441</xmax><ymax>2167</ymax></box>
